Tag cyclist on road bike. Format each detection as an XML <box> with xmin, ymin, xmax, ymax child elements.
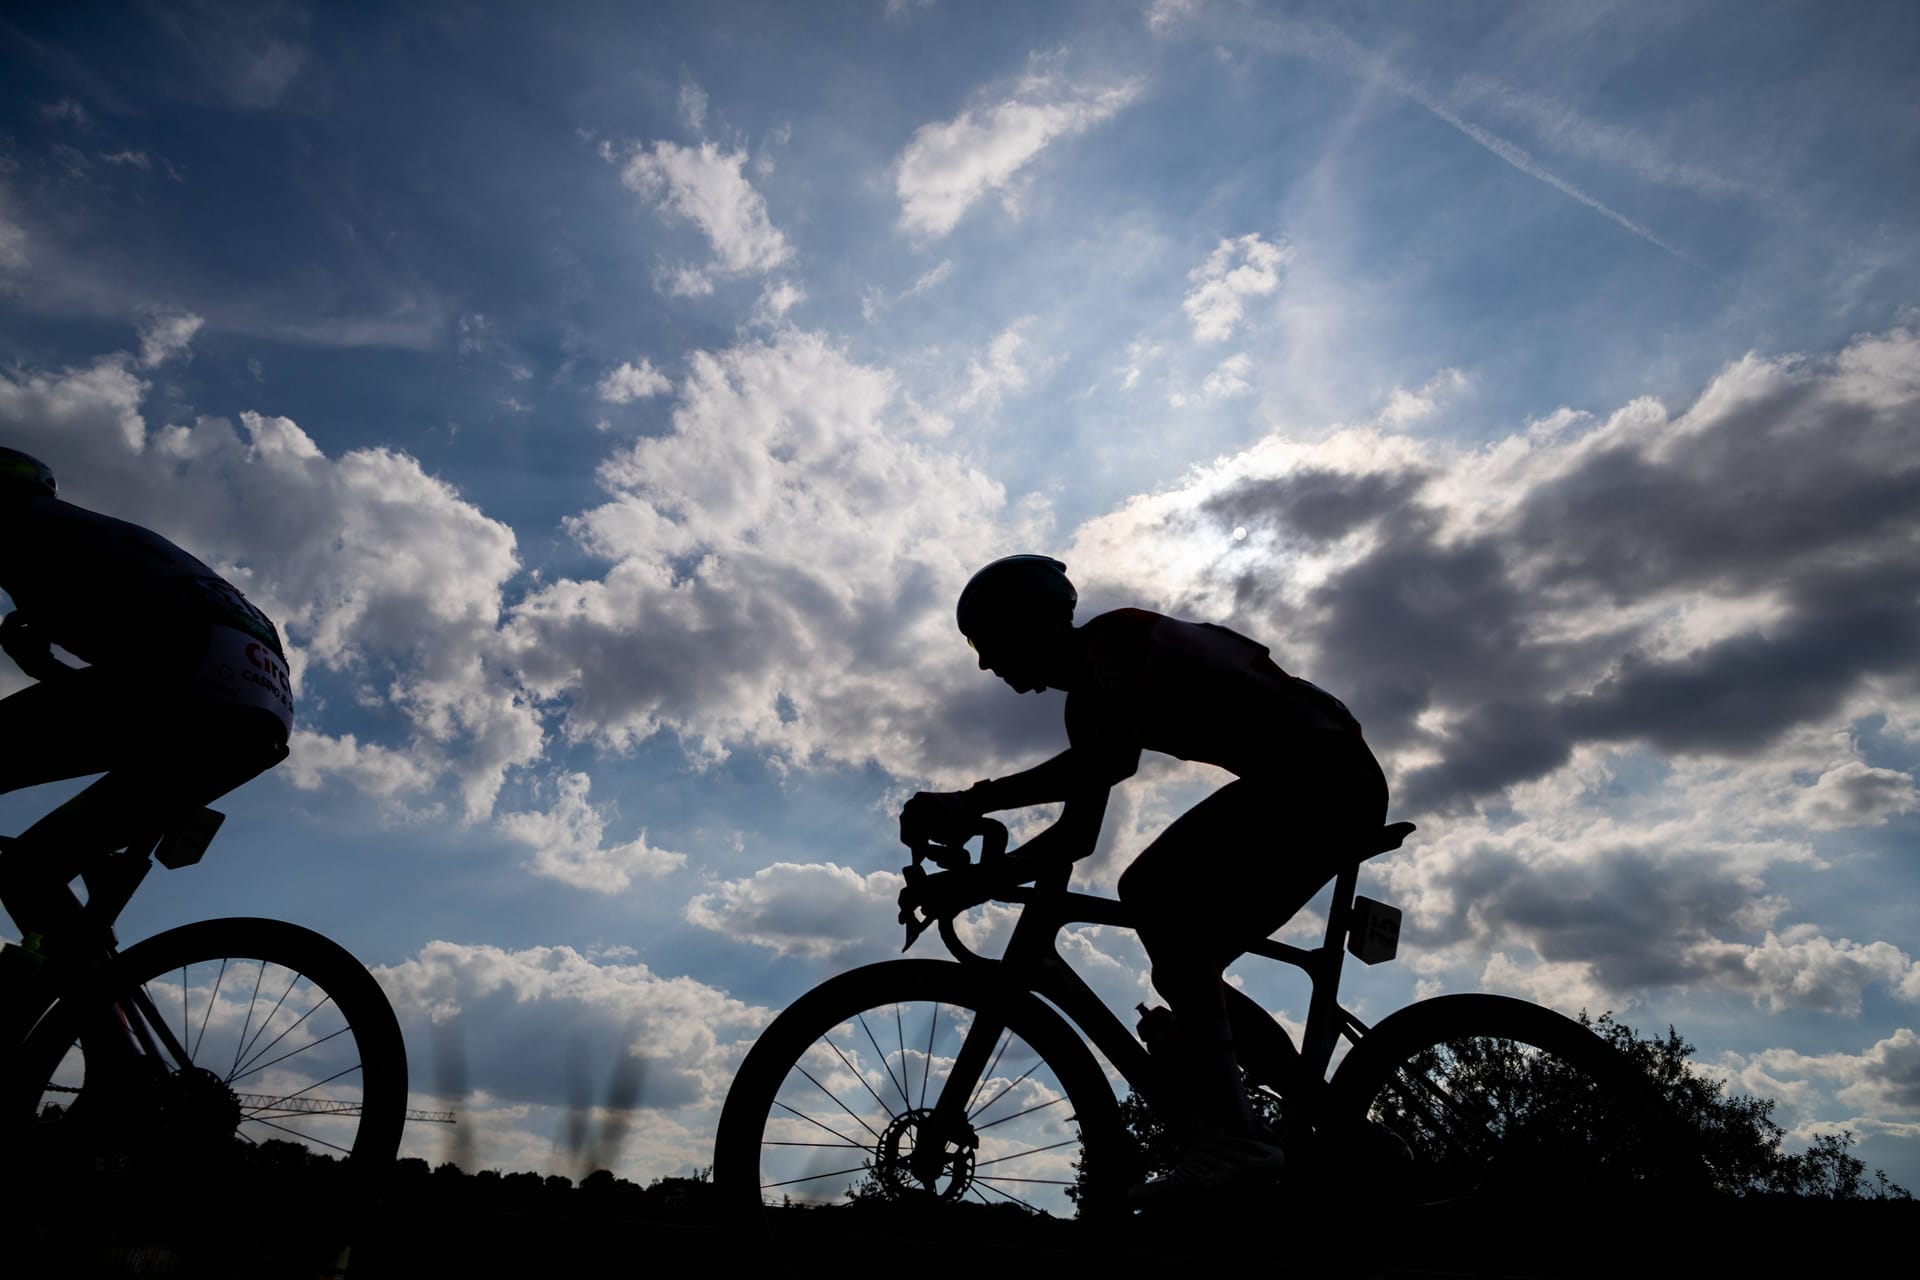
<box><xmin>899</xmin><ymin>554</ymin><xmax>1388</xmax><ymax>1201</ymax></box>
<box><xmin>0</xmin><ymin>446</ymin><xmax>294</xmax><ymax>953</ymax></box>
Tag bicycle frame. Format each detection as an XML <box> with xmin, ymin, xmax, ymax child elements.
<box><xmin>921</xmin><ymin>841</ymin><xmax>1393</xmax><ymax>1151</ymax></box>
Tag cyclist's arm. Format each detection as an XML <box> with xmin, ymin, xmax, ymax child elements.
<box><xmin>1004</xmin><ymin>786</ymin><xmax>1109</xmax><ymax>876</ymax></box>
<box><xmin>964</xmin><ymin>743</ymin><xmax>1137</xmax><ymax>814</ymax></box>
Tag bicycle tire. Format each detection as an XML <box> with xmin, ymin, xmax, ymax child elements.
<box><xmin>713</xmin><ymin>958</ymin><xmax>1128</xmax><ymax>1222</ymax></box>
<box><xmin>1325</xmin><ymin>994</ymin><xmax>1696</xmax><ymax>1205</ymax></box>
<box><xmin>8</xmin><ymin>916</ymin><xmax>408</xmax><ymax>1170</ymax></box>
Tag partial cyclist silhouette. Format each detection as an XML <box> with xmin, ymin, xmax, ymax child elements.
<box><xmin>899</xmin><ymin>554</ymin><xmax>1387</xmax><ymax>1202</ymax></box>
<box><xmin>0</xmin><ymin>446</ymin><xmax>294</xmax><ymax>953</ymax></box>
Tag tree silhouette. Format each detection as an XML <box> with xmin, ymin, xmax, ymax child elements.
<box><xmin>1085</xmin><ymin>1012</ymin><xmax>1911</xmax><ymax>1203</ymax></box>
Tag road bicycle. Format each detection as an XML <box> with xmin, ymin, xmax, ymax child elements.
<box><xmin>0</xmin><ymin>806</ymin><xmax>409</xmax><ymax>1190</ymax></box>
<box><xmin>713</xmin><ymin>817</ymin><xmax>1694</xmax><ymax>1220</ymax></box>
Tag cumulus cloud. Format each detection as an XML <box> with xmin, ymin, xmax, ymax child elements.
<box><xmin>503</xmin><ymin>325</ymin><xmax>1056</xmax><ymax>777</ymax></box>
<box><xmin>597</xmin><ymin>357</ymin><xmax>672</xmax><ymax>404</ymax></box>
<box><xmin>894</xmin><ymin>72</ymin><xmax>1142</xmax><ymax>238</ymax></box>
<box><xmin>1050</xmin><ymin>326</ymin><xmax>1920</xmax><ymax>1013</ymax></box>
<box><xmin>1794</xmin><ymin>762</ymin><xmax>1918</xmax><ymax>830</ymax></box>
<box><xmin>1070</xmin><ymin>327</ymin><xmax>1920</xmax><ymax>817</ymax></box>
<box><xmin>1727</xmin><ymin>1029</ymin><xmax>1920</xmax><ymax>1118</ymax></box>
<box><xmin>611</xmin><ymin>139</ymin><xmax>792</xmax><ymax>281</ymax></box>
<box><xmin>0</xmin><ymin>335</ymin><xmax>541</xmax><ymax>821</ymax></box>
<box><xmin>685</xmin><ymin>861</ymin><xmax>901</xmax><ymax>960</ymax></box>
<box><xmin>1183</xmin><ymin>233</ymin><xmax>1290</xmax><ymax>342</ymax></box>
<box><xmin>375</xmin><ymin>940</ymin><xmax>770</xmax><ymax>1120</ymax></box>
<box><xmin>496</xmin><ymin>771</ymin><xmax>686</xmax><ymax>893</ymax></box>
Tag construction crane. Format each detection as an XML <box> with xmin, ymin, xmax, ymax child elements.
<box><xmin>235</xmin><ymin>1093</ymin><xmax>456</xmax><ymax>1123</ymax></box>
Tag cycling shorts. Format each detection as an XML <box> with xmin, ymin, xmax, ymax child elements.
<box><xmin>187</xmin><ymin>624</ymin><xmax>295</xmax><ymax>737</ymax></box>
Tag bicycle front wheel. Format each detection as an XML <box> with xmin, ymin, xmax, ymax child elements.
<box><xmin>714</xmin><ymin>959</ymin><xmax>1127</xmax><ymax>1221</ymax></box>
<box><xmin>11</xmin><ymin>916</ymin><xmax>408</xmax><ymax>1169</ymax></box>
<box><xmin>1326</xmin><ymin>994</ymin><xmax>1696</xmax><ymax>1205</ymax></box>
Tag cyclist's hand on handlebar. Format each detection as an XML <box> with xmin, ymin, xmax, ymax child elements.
<box><xmin>899</xmin><ymin>790</ymin><xmax>979</xmax><ymax>849</ymax></box>
<box><xmin>897</xmin><ymin>859</ymin><xmax>1020</xmax><ymax>923</ymax></box>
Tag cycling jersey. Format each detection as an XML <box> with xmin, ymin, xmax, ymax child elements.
<box><xmin>0</xmin><ymin>494</ymin><xmax>293</xmax><ymax>732</ymax></box>
<box><xmin>1064</xmin><ymin>609</ymin><xmax>1361</xmax><ymax>784</ymax></box>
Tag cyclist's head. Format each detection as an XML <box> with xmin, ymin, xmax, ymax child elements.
<box><xmin>0</xmin><ymin>447</ymin><xmax>56</xmax><ymax>501</ymax></box>
<box><xmin>957</xmin><ymin>555</ymin><xmax>1076</xmax><ymax>691</ymax></box>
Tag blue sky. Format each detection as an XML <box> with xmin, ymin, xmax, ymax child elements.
<box><xmin>4</xmin><ymin>0</ymin><xmax>1918</xmax><ymax>1188</ymax></box>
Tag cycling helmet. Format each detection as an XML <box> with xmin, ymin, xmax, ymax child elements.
<box><xmin>956</xmin><ymin>555</ymin><xmax>1077</xmax><ymax>639</ymax></box>
<box><xmin>0</xmin><ymin>447</ymin><xmax>56</xmax><ymax>498</ymax></box>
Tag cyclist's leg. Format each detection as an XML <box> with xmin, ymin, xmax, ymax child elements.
<box><xmin>5</xmin><ymin>698</ymin><xmax>287</xmax><ymax>942</ymax></box>
<box><xmin>1118</xmin><ymin>743</ymin><xmax>1388</xmax><ymax>1134</ymax></box>
<box><xmin>0</xmin><ymin>670</ymin><xmax>129</xmax><ymax>939</ymax></box>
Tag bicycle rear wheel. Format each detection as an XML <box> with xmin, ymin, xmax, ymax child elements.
<box><xmin>9</xmin><ymin>916</ymin><xmax>408</xmax><ymax>1170</ymax></box>
<box><xmin>1325</xmin><ymin>994</ymin><xmax>1698</xmax><ymax>1206</ymax></box>
<box><xmin>714</xmin><ymin>959</ymin><xmax>1127</xmax><ymax>1224</ymax></box>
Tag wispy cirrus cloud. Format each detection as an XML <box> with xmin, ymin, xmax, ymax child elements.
<box><xmin>894</xmin><ymin>71</ymin><xmax>1142</xmax><ymax>238</ymax></box>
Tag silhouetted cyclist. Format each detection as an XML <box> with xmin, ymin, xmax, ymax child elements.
<box><xmin>900</xmin><ymin>554</ymin><xmax>1387</xmax><ymax>1202</ymax></box>
<box><xmin>0</xmin><ymin>447</ymin><xmax>294</xmax><ymax>952</ymax></box>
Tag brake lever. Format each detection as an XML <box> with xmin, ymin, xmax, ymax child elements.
<box><xmin>896</xmin><ymin>819</ymin><xmax>1012</xmax><ymax>952</ymax></box>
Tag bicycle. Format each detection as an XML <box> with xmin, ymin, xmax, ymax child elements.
<box><xmin>713</xmin><ymin>817</ymin><xmax>1695</xmax><ymax>1221</ymax></box>
<box><xmin>0</xmin><ymin>805</ymin><xmax>409</xmax><ymax>1192</ymax></box>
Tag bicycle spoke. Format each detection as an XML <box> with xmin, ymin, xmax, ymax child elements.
<box><xmin>819</xmin><ymin>1030</ymin><xmax>896</xmax><ymax>1124</ymax></box>
<box><xmin>783</xmin><ymin>1072</ymin><xmax>884</xmax><ymax>1144</ymax></box>
<box><xmin>762</xmin><ymin>1163</ymin><xmax>875</xmax><ymax>1191</ymax></box>
<box><xmin>969</xmin><ymin>1053</ymin><xmax>1042</xmax><ymax>1124</ymax></box>
<box><xmin>238</xmin><ymin>1060</ymin><xmax>363</xmax><ymax>1111</ymax></box>
<box><xmin>972</xmin><ymin>1137</ymin><xmax>1079</xmax><ymax>1168</ymax></box>
<box><xmin>972</xmin><ymin>1094</ymin><xmax>1068</xmax><ymax>1133</ymax></box>
<box><xmin>230</xmin><ymin>1024</ymin><xmax>352</xmax><ymax>1087</ymax></box>
<box><xmin>234</xmin><ymin>968</ymin><xmax>306</xmax><ymax>1072</ymax></box>
<box><xmin>858</xmin><ymin>1010</ymin><xmax>912</xmax><ymax>1113</ymax></box>
<box><xmin>246</xmin><ymin>1116</ymin><xmax>355</xmax><ymax>1156</ymax></box>
<box><xmin>965</xmin><ymin>1028</ymin><xmax>1013</xmax><ymax>1117</ymax></box>
<box><xmin>230</xmin><ymin>996</ymin><xmax>338</xmax><ymax>1082</ymax></box>
<box><xmin>919</xmin><ymin>1000</ymin><xmax>937</xmax><ymax>1111</ymax></box>
<box><xmin>969</xmin><ymin>1176</ymin><xmax>1045</xmax><ymax>1213</ymax></box>
<box><xmin>230</xmin><ymin>960</ymin><xmax>269</xmax><ymax>1078</ymax></box>
<box><xmin>192</xmin><ymin>958</ymin><xmax>230</xmax><ymax>1061</ymax></box>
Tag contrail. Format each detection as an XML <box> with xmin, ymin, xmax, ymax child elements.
<box><xmin>1213</xmin><ymin>10</ymin><xmax>1721</xmax><ymax>281</ymax></box>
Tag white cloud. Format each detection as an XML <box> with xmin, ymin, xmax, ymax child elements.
<box><xmin>1052</xmin><ymin>326</ymin><xmax>1920</xmax><ymax>1013</ymax></box>
<box><xmin>597</xmin><ymin>357</ymin><xmax>672</xmax><ymax>404</ymax></box>
<box><xmin>613</xmin><ymin>140</ymin><xmax>792</xmax><ymax>279</ymax></box>
<box><xmin>1695</xmin><ymin>927</ymin><xmax>1920</xmax><ymax>1016</ymax></box>
<box><xmin>894</xmin><ymin>72</ymin><xmax>1142</xmax><ymax>238</ymax></box>
<box><xmin>902</xmin><ymin>259</ymin><xmax>954</xmax><ymax>298</ymax></box>
<box><xmin>1183</xmin><ymin>233</ymin><xmax>1290</xmax><ymax>342</ymax></box>
<box><xmin>496</xmin><ymin>771</ymin><xmax>686</xmax><ymax>893</ymax></box>
<box><xmin>136</xmin><ymin>306</ymin><xmax>204</xmax><ymax>368</ymax></box>
<box><xmin>661</xmin><ymin>265</ymin><xmax>715</xmax><ymax>298</ymax></box>
<box><xmin>954</xmin><ymin>319</ymin><xmax>1043</xmax><ymax>411</ymax></box>
<box><xmin>0</xmin><ymin>344</ymin><xmax>541</xmax><ymax>821</ymax></box>
<box><xmin>685</xmin><ymin>861</ymin><xmax>901</xmax><ymax>959</ymax></box>
<box><xmin>502</xmin><ymin>326</ymin><xmax>1031</xmax><ymax>777</ymax></box>
<box><xmin>281</xmin><ymin>729</ymin><xmax>438</xmax><ymax>801</ymax></box>
<box><xmin>1377</xmin><ymin>367</ymin><xmax>1468</xmax><ymax>426</ymax></box>
<box><xmin>374</xmin><ymin>940</ymin><xmax>770</xmax><ymax>1122</ymax></box>
<box><xmin>1200</xmin><ymin>352</ymin><xmax>1253</xmax><ymax>399</ymax></box>
<box><xmin>749</xmin><ymin>279</ymin><xmax>805</xmax><ymax>327</ymax></box>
